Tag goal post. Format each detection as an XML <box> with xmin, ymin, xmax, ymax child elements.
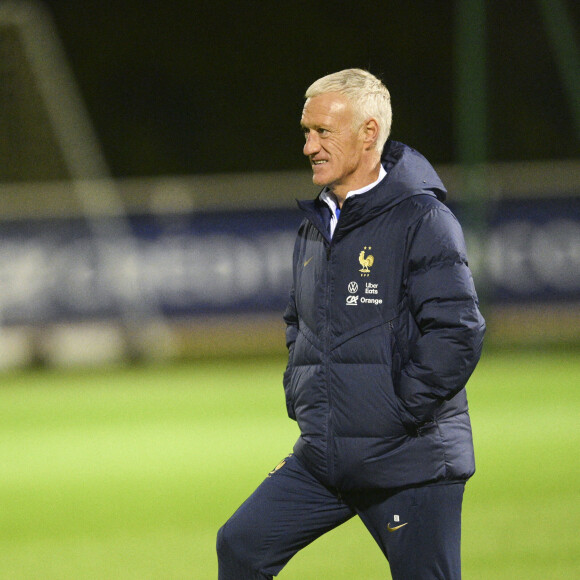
<box><xmin>0</xmin><ymin>0</ymin><xmax>173</xmax><ymax>365</ymax></box>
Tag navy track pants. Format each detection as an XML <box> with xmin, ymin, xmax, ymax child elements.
<box><xmin>217</xmin><ymin>454</ymin><xmax>465</xmax><ymax>579</ymax></box>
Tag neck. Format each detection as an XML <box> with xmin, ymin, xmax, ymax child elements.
<box><xmin>332</xmin><ymin>156</ymin><xmax>382</xmax><ymax>207</ymax></box>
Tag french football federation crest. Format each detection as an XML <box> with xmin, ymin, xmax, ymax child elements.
<box><xmin>359</xmin><ymin>246</ymin><xmax>374</xmax><ymax>277</ymax></box>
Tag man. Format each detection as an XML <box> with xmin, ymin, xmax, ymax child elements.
<box><xmin>217</xmin><ymin>69</ymin><xmax>485</xmax><ymax>579</ymax></box>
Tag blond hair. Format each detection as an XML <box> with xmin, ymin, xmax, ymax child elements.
<box><xmin>305</xmin><ymin>69</ymin><xmax>392</xmax><ymax>152</ymax></box>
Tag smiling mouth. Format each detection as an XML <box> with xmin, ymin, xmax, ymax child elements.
<box><xmin>312</xmin><ymin>160</ymin><xmax>328</xmax><ymax>166</ymax></box>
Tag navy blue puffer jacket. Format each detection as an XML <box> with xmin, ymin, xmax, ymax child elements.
<box><xmin>283</xmin><ymin>140</ymin><xmax>485</xmax><ymax>491</ymax></box>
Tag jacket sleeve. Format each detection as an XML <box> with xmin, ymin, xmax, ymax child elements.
<box><xmin>397</xmin><ymin>206</ymin><xmax>485</xmax><ymax>426</ymax></box>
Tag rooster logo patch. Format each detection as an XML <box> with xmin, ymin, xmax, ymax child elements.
<box><xmin>358</xmin><ymin>246</ymin><xmax>374</xmax><ymax>277</ymax></box>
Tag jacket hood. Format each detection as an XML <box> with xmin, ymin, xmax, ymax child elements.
<box><xmin>298</xmin><ymin>140</ymin><xmax>447</xmax><ymax>239</ymax></box>
<box><xmin>380</xmin><ymin>140</ymin><xmax>447</xmax><ymax>203</ymax></box>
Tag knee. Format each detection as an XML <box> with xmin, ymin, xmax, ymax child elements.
<box><xmin>216</xmin><ymin>523</ymin><xmax>233</xmax><ymax>561</ymax></box>
<box><xmin>217</xmin><ymin>520</ymin><xmax>261</xmax><ymax>574</ymax></box>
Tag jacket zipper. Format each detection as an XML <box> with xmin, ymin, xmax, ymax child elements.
<box><xmin>325</xmin><ymin>238</ymin><xmax>335</xmax><ymax>486</ymax></box>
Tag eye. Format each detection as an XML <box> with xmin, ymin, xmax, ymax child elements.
<box><xmin>301</xmin><ymin>126</ymin><xmax>329</xmax><ymax>140</ymax></box>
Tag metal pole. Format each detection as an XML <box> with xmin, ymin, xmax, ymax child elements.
<box><xmin>536</xmin><ymin>0</ymin><xmax>580</xmax><ymax>140</ymax></box>
<box><xmin>455</xmin><ymin>0</ymin><xmax>487</xmax><ymax>167</ymax></box>
<box><xmin>454</xmin><ymin>0</ymin><xmax>489</xmax><ymax>292</ymax></box>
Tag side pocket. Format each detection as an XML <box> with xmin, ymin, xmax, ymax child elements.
<box><xmin>283</xmin><ymin>343</ymin><xmax>296</xmax><ymax>420</ymax></box>
<box><xmin>389</xmin><ymin>320</ymin><xmax>403</xmax><ymax>388</ymax></box>
<box><xmin>394</xmin><ymin>396</ymin><xmax>421</xmax><ymax>435</ymax></box>
<box><xmin>389</xmin><ymin>318</ymin><xmax>422</xmax><ymax>436</ymax></box>
<box><xmin>389</xmin><ymin>308</ymin><xmax>422</xmax><ymax>437</ymax></box>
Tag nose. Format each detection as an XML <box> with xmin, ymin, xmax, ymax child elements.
<box><xmin>303</xmin><ymin>131</ymin><xmax>320</xmax><ymax>157</ymax></box>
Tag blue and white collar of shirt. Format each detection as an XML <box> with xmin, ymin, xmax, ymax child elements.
<box><xmin>321</xmin><ymin>164</ymin><xmax>387</xmax><ymax>237</ymax></box>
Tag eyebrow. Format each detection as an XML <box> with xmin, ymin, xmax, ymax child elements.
<box><xmin>300</xmin><ymin>123</ymin><xmax>323</xmax><ymax>131</ymax></box>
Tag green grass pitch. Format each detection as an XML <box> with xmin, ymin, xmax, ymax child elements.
<box><xmin>0</xmin><ymin>348</ymin><xmax>578</xmax><ymax>578</ymax></box>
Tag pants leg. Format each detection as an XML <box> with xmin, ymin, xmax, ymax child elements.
<box><xmin>217</xmin><ymin>454</ymin><xmax>354</xmax><ymax>580</ymax></box>
<box><xmin>350</xmin><ymin>482</ymin><xmax>465</xmax><ymax>580</ymax></box>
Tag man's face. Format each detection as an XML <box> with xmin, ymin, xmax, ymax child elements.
<box><xmin>301</xmin><ymin>92</ymin><xmax>365</xmax><ymax>193</ymax></box>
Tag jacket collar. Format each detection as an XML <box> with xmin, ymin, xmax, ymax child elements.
<box><xmin>297</xmin><ymin>140</ymin><xmax>447</xmax><ymax>240</ymax></box>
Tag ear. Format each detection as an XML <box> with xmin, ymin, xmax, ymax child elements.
<box><xmin>362</xmin><ymin>118</ymin><xmax>379</xmax><ymax>149</ymax></box>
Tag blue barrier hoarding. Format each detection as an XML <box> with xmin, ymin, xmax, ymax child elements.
<box><xmin>0</xmin><ymin>198</ymin><xmax>578</xmax><ymax>325</ymax></box>
<box><xmin>0</xmin><ymin>209</ymin><xmax>301</xmax><ymax>324</ymax></box>
<box><xmin>479</xmin><ymin>197</ymin><xmax>579</xmax><ymax>303</ymax></box>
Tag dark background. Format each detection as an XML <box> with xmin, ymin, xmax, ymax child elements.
<box><xmin>41</xmin><ymin>0</ymin><xmax>579</xmax><ymax>177</ymax></box>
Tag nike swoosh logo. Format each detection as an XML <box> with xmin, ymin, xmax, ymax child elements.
<box><xmin>303</xmin><ymin>256</ymin><xmax>314</xmax><ymax>267</ymax></box>
<box><xmin>387</xmin><ymin>522</ymin><xmax>408</xmax><ymax>532</ymax></box>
